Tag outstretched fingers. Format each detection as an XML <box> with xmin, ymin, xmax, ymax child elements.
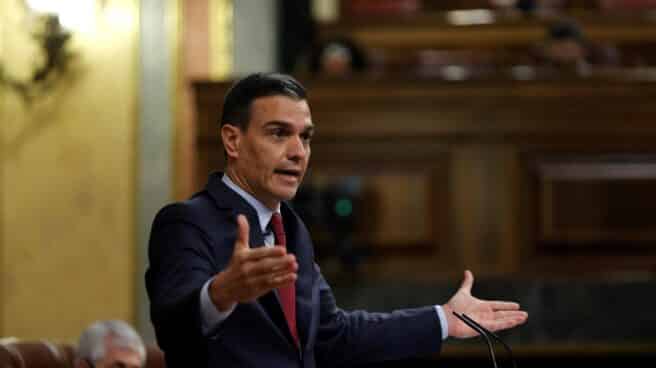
<box><xmin>486</xmin><ymin>300</ymin><xmax>521</xmax><ymax>311</ymax></box>
<box><xmin>241</xmin><ymin>254</ymin><xmax>298</xmax><ymax>277</ymax></box>
<box><xmin>458</xmin><ymin>270</ymin><xmax>475</xmax><ymax>294</ymax></box>
<box><xmin>492</xmin><ymin>310</ymin><xmax>528</xmax><ymax>319</ymax></box>
<box><xmin>481</xmin><ymin>312</ymin><xmax>528</xmax><ymax>332</ymax></box>
<box><xmin>216</xmin><ymin>214</ymin><xmax>299</xmax><ymax>305</ymax></box>
<box><xmin>235</xmin><ymin>214</ymin><xmax>250</xmax><ymax>249</ymax></box>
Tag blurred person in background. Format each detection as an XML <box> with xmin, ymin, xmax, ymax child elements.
<box><xmin>531</xmin><ymin>18</ymin><xmax>594</xmax><ymax>76</ymax></box>
<box><xmin>306</xmin><ymin>38</ymin><xmax>369</xmax><ymax>77</ymax></box>
<box><xmin>75</xmin><ymin>320</ymin><xmax>146</xmax><ymax>368</ymax></box>
<box><xmin>536</xmin><ymin>19</ymin><xmax>620</xmax><ymax>74</ymax></box>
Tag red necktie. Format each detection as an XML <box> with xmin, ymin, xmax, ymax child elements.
<box><xmin>270</xmin><ymin>212</ymin><xmax>299</xmax><ymax>347</ymax></box>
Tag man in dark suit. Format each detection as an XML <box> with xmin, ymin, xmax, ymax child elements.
<box><xmin>146</xmin><ymin>73</ymin><xmax>528</xmax><ymax>367</ymax></box>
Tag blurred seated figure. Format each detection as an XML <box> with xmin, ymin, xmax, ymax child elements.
<box><xmin>540</xmin><ymin>20</ymin><xmax>620</xmax><ymax>75</ymax></box>
<box><xmin>308</xmin><ymin>38</ymin><xmax>369</xmax><ymax>77</ymax></box>
<box><xmin>75</xmin><ymin>320</ymin><xmax>146</xmax><ymax>368</ymax></box>
<box><xmin>540</xmin><ymin>20</ymin><xmax>590</xmax><ymax>71</ymax></box>
<box><xmin>534</xmin><ymin>19</ymin><xmax>620</xmax><ymax>75</ymax></box>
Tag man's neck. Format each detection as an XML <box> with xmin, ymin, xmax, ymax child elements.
<box><xmin>224</xmin><ymin>168</ymin><xmax>279</xmax><ymax>211</ymax></box>
<box><xmin>222</xmin><ymin>171</ymin><xmax>280</xmax><ymax>235</ymax></box>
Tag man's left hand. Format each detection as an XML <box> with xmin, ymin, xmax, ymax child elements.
<box><xmin>442</xmin><ymin>270</ymin><xmax>528</xmax><ymax>338</ymax></box>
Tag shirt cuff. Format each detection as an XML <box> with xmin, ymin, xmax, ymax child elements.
<box><xmin>200</xmin><ymin>276</ymin><xmax>236</xmax><ymax>336</ymax></box>
<box><xmin>434</xmin><ymin>305</ymin><xmax>449</xmax><ymax>340</ymax></box>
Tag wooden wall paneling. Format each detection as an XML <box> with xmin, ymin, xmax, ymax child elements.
<box><xmin>306</xmin><ymin>141</ymin><xmax>453</xmax><ymax>281</ymax></box>
<box><xmin>451</xmin><ymin>145</ymin><xmax>488</xmax><ymax>273</ymax></box>
<box><xmin>521</xmin><ymin>153</ymin><xmax>656</xmax><ymax>274</ymax></box>
<box><xmin>194</xmin><ymin>77</ymin><xmax>656</xmax><ymax>277</ymax></box>
<box><xmin>495</xmin><ymin>145</ymin><xmax>523</xmax><ymax>274</ymax></box>
<box><xmin>536</xmin><ymin>157</ymin><xmax>656</xmax><ymax>247</ymax></box>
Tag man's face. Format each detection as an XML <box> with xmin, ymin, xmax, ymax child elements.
<box><xmin>224</xmin><ymin>95</ymin><xmax>314</xmax><ymax>209</ymax></box>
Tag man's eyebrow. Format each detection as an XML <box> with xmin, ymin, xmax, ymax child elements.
<box><xmin>262</xmin><ymin>120</ymin><xmax>292</xmax><ymax>128</ymax></box>
<box><xmin>262</xmin><ymin>121</ymin><xmax>315</xmax><ymax>131</ymax></box>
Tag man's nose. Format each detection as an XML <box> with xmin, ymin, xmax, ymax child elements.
<box><xmin>287</xmin><ymin>135</ymin><xmax>308</xmax><ymax>160</ymax></box>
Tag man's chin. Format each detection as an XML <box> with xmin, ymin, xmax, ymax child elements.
<box><xmin>273</xmin><ymin>188</ymin><xmax>299</xmax><ymax>202</ymax></box>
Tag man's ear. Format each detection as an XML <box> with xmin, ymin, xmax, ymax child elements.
<box><xmin>221</xmin><ymin>124</ymin><xmax>242</xmax><ymax>159</ymax></box>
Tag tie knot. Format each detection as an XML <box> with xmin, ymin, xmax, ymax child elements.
<box><xmin>270</xmin><ymin>212</ymin><xmax>286</xmax><ymax>246</ymax></box>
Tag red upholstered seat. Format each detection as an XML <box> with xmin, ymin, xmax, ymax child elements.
<box><xmin>0</xmin><ymin>344</ymin><xmax>22</xmax><ymax>368</ymax></box>
<box><xmin>56</xmin><ymin>344</ymin><xmax>76</xmax><ymax>368</ymax></box>
<box><xmin>0</xmin><ymin>341</ymin><xmax>164</xmax><ymax>368</ymax></box>
<box><xmin>2</xmin><ymin>341</ymin><xmax>69</xmax><ymax>368</ymax></box>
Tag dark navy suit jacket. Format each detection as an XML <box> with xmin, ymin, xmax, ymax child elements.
<box><xmin>146</xmin><ymin>173</ymin><xmax>443</xmax><ymax>367</ymax></box>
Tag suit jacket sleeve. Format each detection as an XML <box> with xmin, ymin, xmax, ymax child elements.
<box><xmin>313</xmin><ymin>265</ymin><xmax>443</xmax><ymax>367</ymax></box>
<box><xmin>145</xmin><ymin>203</ymin><xmax>225</xmax><ymax>367</ymax></box>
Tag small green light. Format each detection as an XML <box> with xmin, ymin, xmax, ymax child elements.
<box><xmin>335</xmin><ymin>198</ymin><xmax>353</xmax><ymax>217</ymax></box>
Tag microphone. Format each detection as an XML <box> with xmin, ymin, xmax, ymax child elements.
<box><xmin>452</xmin><ymin>312</ymin><xmax>517</xmax><ymax>368</ymax></box>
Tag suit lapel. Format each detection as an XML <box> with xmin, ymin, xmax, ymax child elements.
<box><xmin>281</xmin><ymin>204</ymin><xmax>316</xmax><ymax>351</ymax></box>
<box><xmin>205</xmin><ymin>172</ymin><xmax>264</xmax><ymax>245</ymax></box>
<box><xmin>205</xmin><ymin>173</ymin><xmax>300</xmax><ymax>349</ymax></box>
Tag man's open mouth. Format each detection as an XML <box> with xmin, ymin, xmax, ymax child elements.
<box><xmin>274</xmin><ymin>169</ymin><xmax>301</xmax><ymax>178</ymax></box>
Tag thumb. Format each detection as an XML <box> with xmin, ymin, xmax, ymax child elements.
<box><xmin>459</xmin><ymin>269</ymin><xmax>474</xmax><ymax>294</ymax></box>
<box><xmin>235</xmin><ymin>214</ymin><xmax>250</xmax><ymax>249</ymax></box>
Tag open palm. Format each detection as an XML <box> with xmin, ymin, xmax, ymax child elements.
<box><xmin>444</xmin><ymin>270</ymin><xmax>528</xmax><ymax>338</ymax></box>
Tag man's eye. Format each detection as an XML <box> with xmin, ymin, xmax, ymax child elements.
<box><xmin>270</xmin><ymin>129</ymin><xmax>285</xmax><ymax>137</ymax></box>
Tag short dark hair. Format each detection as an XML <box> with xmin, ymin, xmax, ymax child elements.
<box><xmin>220</xmin><ymin>73</ymin><xmax>307</xmax><ymax>130</ymax></box>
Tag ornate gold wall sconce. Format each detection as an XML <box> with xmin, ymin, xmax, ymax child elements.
<box><xmin>0</xmin><ymin>0</ymin><xmax>82</xmax><ymax>104</ymax></box>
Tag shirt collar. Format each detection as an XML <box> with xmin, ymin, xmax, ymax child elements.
<box><xmin>222</xmin><ymin>174</ymin><xmax>279</xmax><ymax>234</ymax></box>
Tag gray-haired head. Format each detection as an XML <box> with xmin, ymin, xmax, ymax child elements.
<box><xmin>77</xmin><ymin>320</ymin><xmax>146</xmax><ymax>364</ymax></box>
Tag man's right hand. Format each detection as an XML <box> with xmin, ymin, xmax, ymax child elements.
<box><xmin>209</xmin><ymin>214</ymin><xmax>298</xmax><ymax>311</ymax></box>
